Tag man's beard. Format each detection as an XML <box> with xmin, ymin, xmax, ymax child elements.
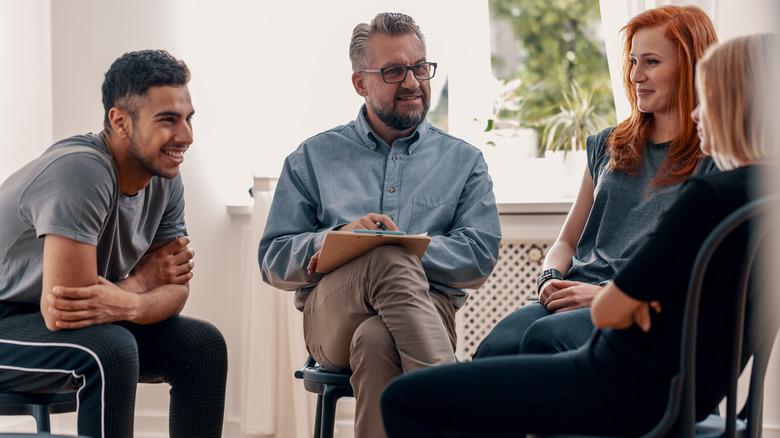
<box><xmin>371</xmin><ymin>98</ymin><xmax>430</xmax><ymax>131</ymax></box>
<box><xmin>128</xmin><ymin>131</ymin><xmax>178</xmax><ymax>180</ymax></box>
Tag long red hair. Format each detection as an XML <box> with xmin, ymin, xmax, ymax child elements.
<box><xmin>608</xmin><ymin>5</ymin><xmax>717</xmax><ymax>187</ymax></box>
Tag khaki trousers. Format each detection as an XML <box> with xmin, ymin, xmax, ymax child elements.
<box><xmin>303</xmin><ymin>245</ymin><xmax>457</xmax><ymax>438</ymax></box>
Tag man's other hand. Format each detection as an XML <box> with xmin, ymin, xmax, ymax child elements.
<box><xmin>48</xmin><ymin>276</ymin><xmax>141</xmax><ymax>329</ymax></box>
<box><xmin>128</xmin><ymin>236</ymin><xmax>194</xmax><ymax>291</ymax></box>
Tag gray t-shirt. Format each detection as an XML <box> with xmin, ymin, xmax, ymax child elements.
<box><xmin>566</xmin><ymin>127</ymin><xmax>718</xmax><ymax>284</ymax></box>
<box><xmin>0</xmin><ymin>133</ymin><xmax>187</xmax><ymax>305</ymax></box>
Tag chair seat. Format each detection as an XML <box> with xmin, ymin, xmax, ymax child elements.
<box><xmin>0</xmin><ymin>391</ymin><xmax>78</xmax><ymax>416</ymax></box>
<box><xmin>301</xmin><ymin>366</ymin><xmax>354</xmax><ymax>399</ymax></box>
<box><xmin>301</xmin><ymin>366</ymin><xmax>352</xmax><ymax>388</ymax></box>
<box><xmin>0</xmin><ymin>390</ymin><xmax>78</xmax><ymax>434</ymax></box>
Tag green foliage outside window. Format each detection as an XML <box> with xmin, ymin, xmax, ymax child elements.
<box><xmin>489</xmin><ymin>0</ymin><xmax>616</xmax><ymax>154</ymax></box>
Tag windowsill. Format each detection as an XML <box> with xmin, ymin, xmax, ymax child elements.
<box><xmin>226</xmin><ymin>199</ymin><xmax>572</xmax><ymax>217</ymax></box>
<box><xmin>226</xmin><ymin>200</ymin><xmax>253</xmax><ymax>217</ymax></box>
<box><xmin>498</xmin><ymin>200</ymin><xmax>572</xmax><ymax>215</ymax></box>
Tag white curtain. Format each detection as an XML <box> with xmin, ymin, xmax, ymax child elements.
<box><xmin>240</xmin><ymin>176</ymin><xmax>315</xmax><ymax>438</ymax></box>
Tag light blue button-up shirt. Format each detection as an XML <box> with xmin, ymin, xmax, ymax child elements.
<box><xmin>258</xmin><ymin>106</ymin><xmax>501</xmax><ymax>309</ymax></box>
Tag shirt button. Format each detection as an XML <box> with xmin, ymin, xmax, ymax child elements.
<box><xmin>389</xmin><ymin>187</ymin><xmax>395</xmax><ymax>193</ymax></box>
<box><xmin>392</xmin><ymin>155</ymin><xmax>397</xmax><ymax>161</ymax></box>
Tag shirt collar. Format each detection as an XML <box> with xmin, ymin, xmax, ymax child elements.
<box><xmin>355</xmin><ymin>104</ymin><xmax>427</xmax><ymax>155</ymax></box>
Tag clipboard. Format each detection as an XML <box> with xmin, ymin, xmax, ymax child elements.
<box><xmin>315</xmin><ymin>230</ymin><xmax>431</xmax><ymax>273</ymax></box>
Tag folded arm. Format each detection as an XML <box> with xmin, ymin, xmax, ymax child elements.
<box><xmin>591</xmin><ymin>281</ymin><xmax>659</xmax><ymax>332</ymax></box>
<box><xmin>42</xmin><ymin>234</ymin><xmax>191</xmax><ymax>331</ymax></box>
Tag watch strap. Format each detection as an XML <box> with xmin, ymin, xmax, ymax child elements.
<box><xmin>537</xmin><ymin>268</ymin><xmax>563</xmax><ymax>294</ymax></box>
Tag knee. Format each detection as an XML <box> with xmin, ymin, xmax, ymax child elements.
<box><xmin>519</xmin><ymin>315</ymin><xmax>579</xmax><ymax>354</ymax></box>
<box><xmin>518</xmin><ymin>319</ymin><xmax>558</xmax><ymax>354</ymax></box>
<box><xmin>473</xmin><ymin>328</ymin><xmax>521</xmax><ymax>358</ymax></box>
<box><xmin>86</xmin><ymin>325</ymin><xmax>140</xmax><ymax>389</ymax></box>
<box><xmin>474</xmin><ymin>305</ymin><xmax>549</xmax><ymax>359</ymax></box>
<box><xmin>350</xmin><ymin>316</ymin><xmax>399</xmax><ymax>371</ymax></box>
<box><xmin>367</xmin><ymin>245</ymin><xmax>424</xmax><ymax>276</ymax></box>
<box><xmin>520</xmin><ymin>309</ymin><xmax>594</xmax><ymax>354</ymax></box>
<box><xmin>179</xmin><ymin>318</ymin><xmax>228</xmax><ymax>375</ymax></box>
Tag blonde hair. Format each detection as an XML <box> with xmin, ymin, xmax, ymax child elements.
<box><xmin>695</xmin><ymin>33</ymin><xmax>779</xmax><ymax>170</ymax></box>
<box><xmin>608</xmin><ymin>5</ymin><xmax>717</xmax><ymax>186</ymax></box>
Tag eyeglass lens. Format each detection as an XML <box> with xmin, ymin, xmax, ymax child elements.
<box><xmin>382</xmin><ymin>63</ymin><xmax>436</xmax><ymax>83</ymax></box>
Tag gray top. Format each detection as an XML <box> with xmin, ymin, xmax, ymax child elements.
<box><xmin>0</xmin><ymin>133</ymin><xmax>187</xmax><ymax>304</ymax></box>
<box><xmin>566</xmin><ymin>127</ymin><xmax>718</xmax><ymax>284</ymax></box>
<box><xmin>259</xmin><ymin>106</ymin><xmax>502</xmax><ymax>310</ymax></box>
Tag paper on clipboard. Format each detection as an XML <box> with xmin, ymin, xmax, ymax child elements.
<box><xmin>315</xmin><ymin>230</ymin><xmax>431</xmax><ymax>273</ymax></box>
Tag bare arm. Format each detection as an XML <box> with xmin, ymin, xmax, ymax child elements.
<box><xmin>42</xmin><ymin>234</ymin><xmax>190</xmax><ymax>331</ymax></box>
<box><xmin>539</xmin><ymin>167</ymin><xmax>595</xmax><ymax>305</ymax></box>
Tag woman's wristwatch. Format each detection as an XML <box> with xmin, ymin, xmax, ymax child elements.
<box><xmin>537</xmin><ymin>268</ymin><xmax>563</xmax><ymax>294</ymax></box>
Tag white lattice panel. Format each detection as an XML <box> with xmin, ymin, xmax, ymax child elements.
<box><xmin>456</xmin><ymin>239</ymin><xmax>553</xmax><ymax>360</ymax></box>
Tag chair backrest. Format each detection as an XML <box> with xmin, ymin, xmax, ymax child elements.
<box><xmin>642</xmin><ymin>195</ymin><xmax>780</xmax><ymax>438</ymax></box>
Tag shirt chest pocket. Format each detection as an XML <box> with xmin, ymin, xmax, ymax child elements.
<box><xmin>411</xmin><ymin>194</ymin><xmax>458</xmax><ymax>232</ymax></box>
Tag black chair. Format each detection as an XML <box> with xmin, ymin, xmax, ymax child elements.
<box><xmin>531</xmin><ymin>195</ymin><xmax>780</xmax><ymax>438</ymax></box>
<box><xmin>295</xmin><ymin>355</ymin><xmax>354</xmax><ymax>438</ymax></box>
<box><xmin>0</xmin><ymin>391</ymin><xmax>78</xmax><ymax>434</ymax></box>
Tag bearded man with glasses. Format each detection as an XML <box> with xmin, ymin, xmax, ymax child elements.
<box><xmin>259</xmin><ymin>12</ymin><xmax>501</xmax><ymax>438</ymax></box>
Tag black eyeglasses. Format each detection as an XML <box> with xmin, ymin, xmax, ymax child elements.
<box><xmin>358</xmin><ymin>62</ymin><xmax>437</xmax><ymax>84</ymax></box>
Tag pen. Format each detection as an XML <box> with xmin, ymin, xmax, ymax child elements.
<box><xmin>375</xmin><ymin>221</ymin><xmax>388</xmax><ymax>230</ymax></box>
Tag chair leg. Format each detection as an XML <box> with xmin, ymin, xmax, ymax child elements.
<box><xmin>320</xmin><ymin>386</ymin><xmax>341</xmax><ymax>438</ymax></box>
<box><xmin>313</xmin><ymin>394</ymin><xmax>323</xmax><ymax>438</ymax></box>
<box><xmin>31</xmin><ymin>405</ymin><xmax>52</xmax><ymax>432</ymax></box>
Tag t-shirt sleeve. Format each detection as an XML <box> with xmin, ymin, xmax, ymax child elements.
<box><xmin>614</xmin><ymin>178</ymin><xmax>722</xmax><ymax>303</ymax></box>
<box><xmin>152</xmin><ymin>173</ymin><xmax>187</xmax><ymax>244</ymax></box>
<box><xmin>586</xmin><ymin>127</ymin><xmax>613</xmax><ymax>184</ymax></box>
<box><xmin>21</xmin><ymin>152</ymin><xmax>115</xmax><ymax>246</ymax></box>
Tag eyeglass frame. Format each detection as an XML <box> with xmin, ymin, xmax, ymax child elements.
<box><xmin>357</xmin><ymin>62</ymin><xmax>438</xmax><ymax>84</ymax></box>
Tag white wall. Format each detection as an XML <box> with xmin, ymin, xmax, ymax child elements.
<box><xmin>0</xmin><ymin>0</ymin><xmax>52</xmax><ymax>179</ymax></box>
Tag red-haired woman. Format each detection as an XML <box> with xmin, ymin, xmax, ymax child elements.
<box><xmin>475</xmin><ymin>5</ymin><xmax>719</xmax><ymax>359</ymax></box>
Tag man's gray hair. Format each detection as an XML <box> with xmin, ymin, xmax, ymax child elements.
<box><xmin>349</xmin><ymin>12</ymin><xmax>426</xmax><ymax>72</ymax></box>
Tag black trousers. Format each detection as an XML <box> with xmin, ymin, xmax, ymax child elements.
<box><xmin>0</xmin><ymin>308</ymin><xmax>227</xmax><ymax>438</ymax></box>
<box><xmin>381</xmin><ymin>333</ymin><xmax>669</xmax><ymax>438</ymax></box>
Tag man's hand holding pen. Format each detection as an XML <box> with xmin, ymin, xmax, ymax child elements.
<box><xmin>307</xmin><ymin>213</ymin><xmax>400</xmax><ymax>274</ymax></box>
<box><xmin>336</xmin><ymin>213</ymin><xmax>399</xmax><ymax>232</ymax></box>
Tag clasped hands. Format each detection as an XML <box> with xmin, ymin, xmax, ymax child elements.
<box><xmin>306</xmin><ymin>213</ymin><xmax>398</xmax><ymax>275</ymax></box>
<box><xmin>540</xmin><ymin>279</ymin><xmax>661</xmax><ymax>332</ymax></box>
<box><xmin>47</xmin><ymin>236</ymin><xmax>194</xmax><ymax>329</ymax></box>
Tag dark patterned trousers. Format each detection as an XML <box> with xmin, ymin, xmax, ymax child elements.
<box><xmin>0</xmin><ymin>308</ymin><xmax>227</xmax><ymax>438</ymax></box>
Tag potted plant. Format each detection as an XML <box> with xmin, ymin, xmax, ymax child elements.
<box><xmin>537</xmin><ymin>80</ymin><xmax>608</xmax><ymax>158</ymax></box>
<box><xmin>536</xmin><ymin>80</ymin><xmax>610</xmax><ymax>197</ymax></box>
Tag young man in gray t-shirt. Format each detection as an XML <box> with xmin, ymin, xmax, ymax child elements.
<box><xmin>0</xmin><ymin>50</ymin><xmax>226</xmax><ymax>438</ymax></box>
